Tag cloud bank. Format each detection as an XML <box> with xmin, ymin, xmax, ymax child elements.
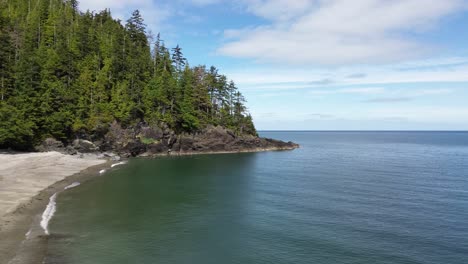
<box><xmin>219</xmin><ymin>0</ymin><xmax>467</xmax><ymax>65</ymax></box>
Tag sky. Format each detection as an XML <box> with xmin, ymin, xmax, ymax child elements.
<box><xmin>78</xmin><ymin>0</ymin><xmax>468</xmax><ymax>130</ymax></box>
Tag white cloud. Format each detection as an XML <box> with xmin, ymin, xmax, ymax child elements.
<box><xmin>251</xmin><ymin>105</ymin><xmax>468</xmax><ymax>124</ymax></box>
<box><xmin>78</xmin><ymin>0</ymin><xmax>172</xmax><ymax>32</ymax></box>
<box><xmin>369</xmin><ymin>106</ymin><xmax>468</xmax><ymax>123</ymax></box>
<box><xmin>408</xmin><ymin>88</ymin><xmax>453</xmax><ymax>96</ymax></box>
<box><xmin>78</xmin><ymin>0</ymin><xmax>149</xmax><ymax>12</ymax></box>
<box><xmin>223</xmin><ymin>56</ymin><xmax>468</xmax><ymax>92</ymax></box>
<box><xmin>219</xmin><ymin>0</ymin><xmax>467</xmax><ymax>65</ymax></box>
<box><xmin>306</xmin><ymin>87</ymin><xmax>453</xmax><ymax>99</ymax></box>
<box><xmin>242</xmin><ymin>0</ymin><xmax>314</xmax><ymax>21</ymax></box>
<box><xmin>308</xmin><ymin>87</ymin><xmax>386</xmax><ymax>95</ymax></box>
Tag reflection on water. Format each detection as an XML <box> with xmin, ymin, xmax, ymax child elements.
<box><xmin>47</xmin><ymin>132</ymin><xmax>468</xmax><ymax>264</ymax></box>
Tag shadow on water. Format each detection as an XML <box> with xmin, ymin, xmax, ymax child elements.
<box><xmin>45</xmin><ymin>153</ymin><xmax>259</xmax><ymax>264</ymax></box>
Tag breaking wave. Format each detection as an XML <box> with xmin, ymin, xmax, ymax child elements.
<box><xmin>111</xmin><ymin>161</ymin><xmax>127</xmax><ymax>168</ymax></box>
<box><xmin>40</xmin><ymin>193</ymin><xmax>57</xmax><ymax>235</ymax></box>
<box><xmin>64</xmin><ymin>182</ymin><xmax>81</xmax><ymax>190</ymax></box>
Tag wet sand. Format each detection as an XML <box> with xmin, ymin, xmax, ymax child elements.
<box><xmin>0</xmin><ymin>152</ymin><xmax>109</xmax><ymax>264</ymax></box>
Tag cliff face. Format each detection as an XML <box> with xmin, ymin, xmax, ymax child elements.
<box><xmin>102</xmin><ymin>122</ymin><xmax>299</xmax><ymax>157</ymax></box>
<box><xmin>36</xmin><ymin>122</ymin><xmax>299</xmax><ymax>157</ymax></box>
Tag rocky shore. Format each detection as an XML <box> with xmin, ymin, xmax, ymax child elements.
<box><xmin>36</xmin><ymin>122</ymin><xmax>299</xmax><ymax>157</ymax></box>
<box><xmin>0</xmin><ymin>126</ymin><xmax>298</xmax><ymax>263</ymax></box>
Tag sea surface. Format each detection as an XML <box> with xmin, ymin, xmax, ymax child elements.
<box><xmin>46</xmin><ymin>132</ymin><xmax>468</xmax><ymax>264</ymax></box>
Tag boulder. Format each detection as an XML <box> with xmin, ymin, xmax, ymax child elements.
<box><xmin>147</xmin><ymin>142</ymin><xmax>169</xmax><ymax>154</ymax></box>
<box><xmin>72</xmin><ymin>139</ymin><xmax>99</xmax><ymax>153</ymax></box>
<box><xmin>35</xmin><ymin>138</ymin><xmax>65</xmax><ymax>152</ymax></box>
<box><xmin>139</xmin><ymin>125</ymin><xmax>164</xmax><ymax>140</ymax></box>
<box><xmin>64</xmin><ymin>146</ymin><xmax>78</xmax><ymax>155</ymax></box>
<box><xmin>122</xmin><ymin>141</ymin><xmax>147</xmax><ymax>157</ymax></box>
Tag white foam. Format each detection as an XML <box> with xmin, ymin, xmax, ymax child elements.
<box><xmin>25</xmin><ymin>229</ymin><xmax>32</xmax><ymax>238</ymax></box>
<box><xmin>111</xmin><ymin>161</ymin><xmax>127</xmax><ymax>168</ymax></box>
<box><xmin>64</xmin><ymin>182</ymin><xmax>81</xmax><ymax>190</ymax></box>
<box><xmin>99</xmin><ymin>169</ymin><xmax>106</xmax><ymax>174</ymax></box>
<box><xmin>40</xmin><ymin>193</ymin><xmax>57</xmax><ymax>235</ymax></box>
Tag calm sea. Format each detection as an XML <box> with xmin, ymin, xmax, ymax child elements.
<box><xmin>46</xmin><ymin>132</ymin><xmax>468</xmax><ymax>264</ymax></box>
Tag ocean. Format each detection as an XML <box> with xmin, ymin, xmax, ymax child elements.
<box><xmin>46</xmin><ymin>131</ymin><xmax>468</xmax><ymax>263</ymax></box>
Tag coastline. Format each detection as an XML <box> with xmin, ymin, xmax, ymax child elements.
<box><xmin>0</xmin><ymin>152</ymin><xmax>110</xmax><ymax>264</ymax></box>
<box><xmin>0</xmin><ymin>146</ymin><xmax>297</xmax><ymax>264</ymax></box>
<box><xmin>143</xmin><ymin>145</ymin><xmax>299</xmax><ymax>157</ymax></box>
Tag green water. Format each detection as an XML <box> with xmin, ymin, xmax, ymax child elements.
<box><xmin>48</xmin><ymin>154</ymin><xmax>259</xmax><ymax>263</ymax></box>
<box><xmin>46</xmin><ymin>132</ymin><xmax>468</xmax><ymax>264</ymax></box>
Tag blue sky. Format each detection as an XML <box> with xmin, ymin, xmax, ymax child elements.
<box><xmin>79</xmin><ymin>0</ymin><xmax>468</xmax><ymax>130</ymax></box>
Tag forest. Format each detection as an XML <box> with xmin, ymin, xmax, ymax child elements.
<box><xmin>0</xmin><ymin>0</ymin><xmax>256</xmax><ymax>150</ymax></box>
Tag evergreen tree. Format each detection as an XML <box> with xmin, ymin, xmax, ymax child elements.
<box><xmin>0</xmin><ymin>0</ymin><xmax>257</xmax><ymax>149</ymax></box>
<box><xmin>171</xmin><ymin>44</ymin><xmax>186</xmax><ymax>73</ymax></box>
<box><xmin>0</xmin><ymin>13</ymin><xmax>14</xmax><ymax>101</ymax></box>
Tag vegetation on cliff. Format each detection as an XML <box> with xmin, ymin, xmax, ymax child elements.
<box><xmin>0</xmin><ymin>0</ymin><xmax>257</xmax><ymax>150</ymax></box>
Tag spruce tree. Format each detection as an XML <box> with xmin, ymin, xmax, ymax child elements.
<box><xmin>0</xmin><ymin>0</ymin><xmax>258</xmax><ymax>150</ymax></box>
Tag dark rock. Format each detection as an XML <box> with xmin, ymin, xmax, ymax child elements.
<box><xmin>122</xmin><ymin>141</ymin><xmax>146</xmax><ymax>157</ymax></box>
<box><xmin>142</xmin><ymin>125</ymin><xmax>299</xmax><ymax>156</ymax></box>
<box><xmin>176</xmin><ymin>136</ymin><xmax>196</xmax><ymax>152</ymax></box>
<box><xmin>101</xmin><ymin>121</ymin><xmax>140</xmax><ymax>156</ymax></box>
<box><xmin>139</xmin><ymin>125</ymin><xmax>164</xmax><ymax>140</ymax></box>
<box><xmin>72</xmin><ymin>139</ymin><xmax>99</xmax><ymax>153</ymax></box>
<box><xmin>147</xmin><ymin>142</ymin><xmax>169</xmax><ymax>154</ymax></box>
<box><xmin>93</xmin><ymin>122</ymin><xmax>298</xmax><ymax>156</ymax></box>
<box><xmin>35</xmin><ymin>138</ymin><xmax>64</xmax><ymax>152</ymax></box>
<box><xmin>64</xmin><ymin>146</ymin><xmax>78</xmax><ymax>155</ymax></box>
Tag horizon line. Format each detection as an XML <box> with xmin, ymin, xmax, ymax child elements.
<box><xmin>258</xmin><ymin>130</ymin><xmax>468</xmax><ymax>132</ymax></box>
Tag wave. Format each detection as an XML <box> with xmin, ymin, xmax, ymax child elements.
<box><xmin>25</xmin><ymin>228</ymin><xmax>32</xmax><ymax>238</ymax></box>
<box><xmin>64</xmin><ymin>182</ymin><xmax>81</xmax><ymax>190</ymax></box>
<box><xmin>111</xmin><ymin>161</ymin><xmax>127</xmax><ymax>168</ymax></box>
<box><xmin>99</xmin><ymin>169</ymin><xmax>106</xmax><ymax>174</ymax></box>
<box><xmin>40</xmin><ymin>193</ymin><xmax>57</xmax><ymax>235</ymax></box>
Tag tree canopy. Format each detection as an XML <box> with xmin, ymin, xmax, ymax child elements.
<box><xmin>0</xmin><ymin>0</ymin><xmax>256</xmax><ymax>150</ymax></box>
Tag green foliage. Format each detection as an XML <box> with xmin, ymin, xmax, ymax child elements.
<box><xmin>1</xmin><ymin>0</ymin><xmax>257</xmax><ymax>150</ymax></box>
<box><xmin>0</xmin><ymin>103</ymin><xmax>36</xmax><ymax>150</ymax></box>
<box><xmin>138</xmin><ymin>136</ymin><xmax>159</xmax><ymax>145</ymax></box>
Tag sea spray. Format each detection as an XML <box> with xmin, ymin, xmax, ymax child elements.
<box><xmin>64</xmin><ymin>182</ymin><xmax>81</xmax><ymax>190</ymax></box>
<box><xmin>111</xmin><ymin>161</ymin><xmax>127</xmax><ymax>168</ymax></box>
<box><xmin>40</xmin><ymin>193</ymin><xmax>57</xmax><ymax>235</ymax></box>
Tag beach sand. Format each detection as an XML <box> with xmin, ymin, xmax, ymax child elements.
<box><xmin>0</xmin><ymin>152</ymin><xmax>109</xmax><ymax>264</ymax></box>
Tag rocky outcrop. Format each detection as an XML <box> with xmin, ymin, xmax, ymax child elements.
<box><xmin>35</xmin><ymin>138</ymin><xmax>77</xmax><ymax>155</ymax></box>
<box><xmin>35</xmin><ymin>123</ymin><xmax>299</xmax><ymax>157</ymax></box>
<box><xmin>35</xmin><ymin>138</ymin><xmax>64</xmax><ymax>152</ymax></box>
<box><xmin>101</xmin><ymin>123</ymin><xmax>298</xmax><ymax>157</ymax></box>
<box><xmin>169</xmin><ymin>127</ymin><xmax>298</xmax><ymax>155</ymax></box>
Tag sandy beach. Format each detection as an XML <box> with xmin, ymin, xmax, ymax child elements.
<box><xmin>0</xmin><ymin>152</ymin><xmax>109</xmax><ymax>264</ymax></box>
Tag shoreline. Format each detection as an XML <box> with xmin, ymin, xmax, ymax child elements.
<box><xmin>0</xmin><ymin>147</ymin><xmax>297</xmax><ymax>264</ymax></box>
<box><xmin>0</xmin><ymin>153</ymin><xmax>111</xmax><ymax>264</ymax></box>
<box><xmin>143</xmin><ymin>145</ymin><xmax>299</xmax><ymax>157</ymax></box>
<box><xmin>0</xmin><ymin>162</ymin><xmax>111</xmax><ymax>264</ymax></box>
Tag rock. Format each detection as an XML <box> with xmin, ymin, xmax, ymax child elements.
<box><xmin>72</xmin><ymin>139</ymin><xmax>99</xmax><ymax>153</ymax></box>
<box><xmin>101</xmin><ymin>122</ymin><xmax>149</xmax><ymax>157</ymax></box>
<box><xmin>122</xmin><ymin>141</ymin><xmax>146</xmax><ymax>157</ymax></box>
<box><xmin>101</xmin><ymin>152</ymin><xmax>121</xmax><ymax>161</ymax></box>
<box><xmin>139</xmin><ymin>125</ymin><xmax>164</xmax><ymax>140</ymax></box>
<box><xmin>93</xmin><ymin>121</ymin><xmax>298</xmax><ymax>156</ymax></box>
<box><xmin>147</xmin><ymin>142</ymin><xmax>169</xmax><ymax>154</ymax></box>
<box><xmin>35</xmin><ymin>138</ymin><xmax>64</xmax><ymax>152</ymax></box>
<box><xmin>64</xmin><ymin>146</ymin><xmax>78</xmax><ymax>155</ymax></box>
<box><xmin>142</xmin><ymin>125</ymin><xmax>299</xmax><ymax>156</ymax></box>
